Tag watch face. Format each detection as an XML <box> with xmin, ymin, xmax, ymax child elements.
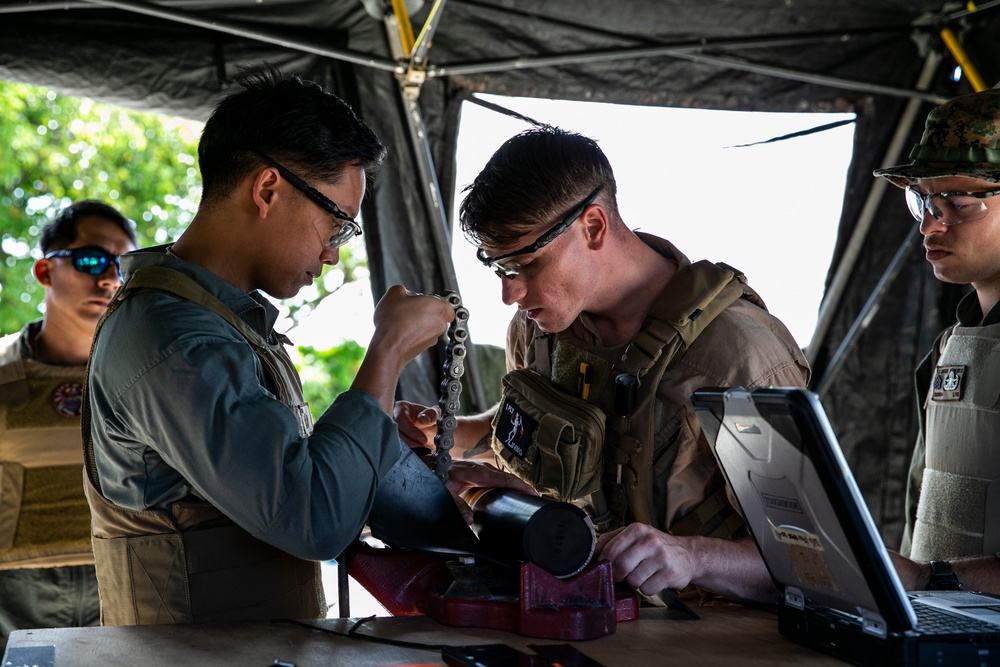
<box><xmin>930</xmin><ymin>560</ymin><xmax>953</xmax><ymax>575</ymax></box>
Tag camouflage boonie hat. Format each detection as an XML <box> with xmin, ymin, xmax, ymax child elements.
<box><xmin>874</xmin><ymin>88</ymin><xmax>1000</xmax><ymax>188</ymax></box>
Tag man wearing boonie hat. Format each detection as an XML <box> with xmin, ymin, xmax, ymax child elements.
<box><xmin>874</xmin><ymin>88</ymin><xmax>1000</xmax><ymax>593</ymax></box>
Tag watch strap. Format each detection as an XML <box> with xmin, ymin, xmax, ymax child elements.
<box><xmin>926</xmin><ymin>559</ymin><xmax>964</xmax><ymax>591</ymax></box>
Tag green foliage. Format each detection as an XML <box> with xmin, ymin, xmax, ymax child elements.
<box><xmin>296</xmin><ymin>340</ymin><xmax>367</xmax><ymax>420</ymax></box>
<box><xmin>0</xmin><ymin>79</ymin><xmax>369</xmax><ymax>410</ymax></box>
<box><xmin>0</xmin><ymin>80</ymin><xmax>202</xmax><ymax>335</ymax></box>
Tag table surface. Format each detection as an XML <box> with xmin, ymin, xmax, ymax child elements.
<box><xmin>2</xmin><ymin>604</ymin><xmax>849</xmax><ymax>666</ymax></box>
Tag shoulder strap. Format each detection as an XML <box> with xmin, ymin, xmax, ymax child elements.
<box><xmin>122</xmin><ymin>267</ymin><xmax>271</xmax><ymax>347</ymax></box>
<box><xmin>617</xmin><ymin>260</ymin><xmax>749</xmax><ymax>377</ymax></box>
<box><xmin>603</xmin><ymin>261</ymin><xmax>757</xmax><ymax>530</ymax></box>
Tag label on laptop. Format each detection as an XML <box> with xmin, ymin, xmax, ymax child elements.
<box><xmin>773</xmin><ymin>525</ymin><xmax>837</xmax><ymax>592</ymax></box>
<box><xmin>761</xmin><ymin>493</ymin><xmax>802</xmax><ymax>514</ymax></box>
<box><xmin>932</xmin><ymin>365</ymin><xmax>965</xmax><ymax>401</ymax></box>
<box><xmin>4</xmin><ymin>645</ymin><xmax>55</xmax><ymax>667</ymax></box>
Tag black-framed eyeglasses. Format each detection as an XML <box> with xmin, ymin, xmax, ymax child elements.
<box><xmin>44</xmin><ymin>246</ymin><xmax>122</xmax><ymax>279</ymax></box>
<box><xmin>904</xmin><ymin>186</ymin><xmax>1000</xmax><ymax>226</ymax></box>
<box><xmin>476</xmin><ymin>186</ymin><xmax>602</xmax><ymax>279</ymax></box>
<box><xmin>251</xmin><ymin>151</ymin><xmax>362</xmax><ymax>249</ymax></box>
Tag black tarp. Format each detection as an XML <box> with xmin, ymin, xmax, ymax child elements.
<box><xmin>2</xmin><ymin>0</ymin><xmax>998</xmax><ymax>547</ymax></box>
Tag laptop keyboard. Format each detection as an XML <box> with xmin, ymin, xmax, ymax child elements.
<box><xmin>914</xmin><ymin>602</ymin><xmax>1000</xmax><ymax>635</ymax></box>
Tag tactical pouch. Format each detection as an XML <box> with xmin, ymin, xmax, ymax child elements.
<box><xmin>491</xmin><ymin>368</ymin><xmax>606</xmax><ymax>501</ymax></box>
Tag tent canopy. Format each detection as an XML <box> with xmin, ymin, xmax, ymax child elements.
<box><xmin>3</xmin><ymin>0</ymin><xmax>998</xmax><ymax>546</ymax></box>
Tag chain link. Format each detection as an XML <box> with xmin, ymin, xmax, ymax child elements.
<box><xmin>433</xmin><ymin>291</ymin><xmax>468</xmax><ymax>482</ymax></box>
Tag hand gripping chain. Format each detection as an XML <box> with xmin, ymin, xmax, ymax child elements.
<box><xmin>433</xmin><ymin>291</ymin><xmax>469</xmax><ymax>483</ymax></box>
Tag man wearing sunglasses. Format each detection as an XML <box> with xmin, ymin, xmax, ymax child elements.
<box><xmin>873</xmin><ymin>89</ymin><xmax>1000</xmax><ymax>594</ymax></box>
<box><xmin>0</xmin><ymin>201</ymin><xmax>135</xmax><ymax>649</ymax></box>
<box><xmin>397</xmin><ymin>127</ymin><xmax>811</xmax><ymax>604</ymax></box>
<box><xmin>81</xmin><ymin>66</ymin><xmax>520</xmax><ymax>626</ymax></box>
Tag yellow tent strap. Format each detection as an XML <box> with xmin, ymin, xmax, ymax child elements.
<box><xmin>939</xmin><ymin>2</ymin><xmax>988</xmax><ymax>92</ymax></box>
<box><xmin>390</xmin><ymin>0</ymin><xmax>415</xmax><ymax>57</ymax></box>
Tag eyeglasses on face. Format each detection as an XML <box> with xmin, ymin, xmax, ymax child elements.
<box><xmin>44</xmin><ymin>246</ymin><xmax>122</xmax><ymax>279</ymax></box>
<box><xmin>905</xmin><ymin>186</ymin><xmax>1000</xmax><ymax>226</ymax></box>
<box><xmin>251</xmin><ymin>150</ymin><xmax>362</xmax><ymax>249</ymax></box>
<box><xmin>476</xmin><ymin>186</ymin><xmax>603</xmax><ymax>279</ymax></box>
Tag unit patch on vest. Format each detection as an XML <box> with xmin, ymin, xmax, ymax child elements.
<box><xmin>932</xmin><ymin>365</ymin><xmax>965</xmax><ymax>402</ymax></box>
<box><xmin>494</xmin><ymin>398</ymin><xmax>536</xmax><ymax>460</ymax></box>
<box><xmin>51</xmin><ymin>382</ymin><xmax>83</xmax><ymax>417</ymax></box>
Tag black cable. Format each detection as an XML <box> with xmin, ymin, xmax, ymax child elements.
<box><xmin>273</xmin><ymin>616</ymin><xmax>446</xmax><ymax>652</ymax></box>
<box><xmin>725</xmin><ymin>118</ymin><xmax>857</xmax><ymax>149</ymax></box>
<box><xmin>464</xmin><ymin>94</ymin><xmax>551</xmax><ymax>129</ymax></box>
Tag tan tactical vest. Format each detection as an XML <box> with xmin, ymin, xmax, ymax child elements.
<box><xmin>82</xmin><ymin>266</ymin><xmax>324</xmax><ymax>625</ymax></box>
<box><xmin>911</xmin><ymin>324</ymin><xmax>1000</xmax><ymax>561</ymax></box>
<box><xmin>497</xmin><ymin>260</ymin><xmax>760</xmax><ymax>537</ymax></box>
<box><xmin>0</xmin><ymin>329</ymin><xmax>94</xmax><ymax>569</ymax></box>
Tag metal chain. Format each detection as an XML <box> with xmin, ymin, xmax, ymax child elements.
<box><xmin>433</xmin><ymin>291</ymin><xmax>468</xmax><ymax>482</ymax></box>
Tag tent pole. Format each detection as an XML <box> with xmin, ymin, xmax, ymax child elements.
<box><xmin>807</xmin><ymin>51</ymin><xmax>940</xmax><ymax>369</ymax></box>
<box><xmin>427</xmin><ymin>35</ymin><xmax>945</xmax><ymax>105</ymax></box>
<box><xmin>813</xmin><ymin>225</ymin><xmax>922</xmax><ymax>398</ymax></box>
<box><xmin>65</xmin><ymin>0</ymin><xmax>945</xmax><ymax>105</ymax></box>
<box><xmin>385</xmin><ymin>4</ymin><xmax>490</xmax><ymax>414</ymax></box>
<box><xmin>78</xmin><ymin>0</ymin><xmax>400</xmax><ymax>72</ymax></box>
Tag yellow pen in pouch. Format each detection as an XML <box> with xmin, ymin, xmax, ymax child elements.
<box><xmin>577</xmin><ymin>362</ymin><xmax>591</xmax><ymax>399</ymax></box>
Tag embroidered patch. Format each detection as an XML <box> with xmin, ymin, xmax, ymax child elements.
<box><xmin>51</xmin><ymin>381</ymin><xmax>83</xmax><ymax>417</ymax></box>
<box><xmin>494</xmin><ymin>398</ymin><xmax>536</xmax><ymax>460</ymax></box>
<box><xmin>932</xmin><ymin>365</ymin><xmax>965</xmax><ymax>402</ymax></box>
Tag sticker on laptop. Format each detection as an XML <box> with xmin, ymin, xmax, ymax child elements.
<box><xmin>772</xmin><ymin>525</ymin><xmax>837</xmax><ymax>592</ymax></box>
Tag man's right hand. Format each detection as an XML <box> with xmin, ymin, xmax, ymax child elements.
<box><xmin>352</xmin><ymin>285</ymin><xmax>455</xmax><ymax>415</ymax></box>
<box><xmin>371</xmin><ymin>285</ymin><xmax>455</xmax><ymax>363</ymax></box>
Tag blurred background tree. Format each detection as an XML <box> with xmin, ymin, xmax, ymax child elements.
<box><xmin>0</xmin><ymin>81</ymin><xmax>202</xmax><ymax>330</ymax></box>
<box><xmin>0</xmin><ymin>80</ymin><xmax>365</xmax><ymax>409</ymax></box>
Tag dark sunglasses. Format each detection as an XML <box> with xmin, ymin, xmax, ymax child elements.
<box><xmin>44</xmin><ymin>246</ymin><xmax>122</xmax><ymax>278</ymax></box>
<box><xmin>251</xmin><ymin>150</ymin><xmax>362</xmax><ymax>249</ymax></box>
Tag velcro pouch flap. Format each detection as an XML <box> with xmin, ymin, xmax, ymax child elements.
<box><xmin>491</xmin><ymin>368</ymin><xmax>606</xmax><ymax>501</ymax></box>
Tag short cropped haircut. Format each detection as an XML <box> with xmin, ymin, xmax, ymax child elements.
<box><xmin>197</xmin><ymin>65</ymin><xmax>387</xmax><ymax>207</ymax></box>
<box><xmin>460</xmin><ymin>127</ymin><xmax>619</xmax><ymax>248</ymax></box>
<box><xmin>40</xmin><ymin>200</ymin><xmax>136</xmax><ymax>254</ymax></box>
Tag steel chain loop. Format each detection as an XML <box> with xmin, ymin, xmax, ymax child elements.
<box><xmin>433</xmin><ymin>291</ymin><xmax>468</xmax><ymax>482</ymax></box>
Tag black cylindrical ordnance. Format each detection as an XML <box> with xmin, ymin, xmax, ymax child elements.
<box><xmin>464</xmin><ymin>488</ymin><xmax>596</xmax><ymax>578</ymax></box>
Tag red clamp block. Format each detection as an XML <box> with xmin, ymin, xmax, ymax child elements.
<box><xmin>348</xmin><ymin>544</ymin><xmax>639</xmax><ymax>640</ymax></box>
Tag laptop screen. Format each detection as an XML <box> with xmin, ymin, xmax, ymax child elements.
<box><xmin>692</xmin><ymin>386</ymin><xmax>917</xmax><ymax>633</ymax></box>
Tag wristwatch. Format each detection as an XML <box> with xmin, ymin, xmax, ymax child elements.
<box><xmin>926</xmin><ymin>560</ymin><xmax>964</xmax><ymax>591</ymax></box>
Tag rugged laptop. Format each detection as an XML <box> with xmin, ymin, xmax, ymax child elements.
<box><xmin>692</xmin><ymin>386</ymin><xmax>1000</xmax><ymax>666</ymax></box>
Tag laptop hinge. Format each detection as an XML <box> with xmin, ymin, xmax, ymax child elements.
<box><xmin>785</xmin><ymin>586</ymin><xmax>805</xmax><ymax>610</ymax></box>
<box><xmin>861</xmin><ymin>608</ymin><xmax>888</xmax><ymax>639</ymax></box>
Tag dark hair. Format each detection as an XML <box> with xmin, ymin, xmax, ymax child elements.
<box><xmin>197</xmin><ymin>64</ymin><xmax>387</xmax><ymax>207</ymax></box>
<box><xmin>459</xmin><ymin>127</ymin><xmax>619</xmax><ymax>248</ymax></box>
<box><xmin>40</xmin><ymin>200</ymin><xmax>136</xmax><ymax>254</ymax></box>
